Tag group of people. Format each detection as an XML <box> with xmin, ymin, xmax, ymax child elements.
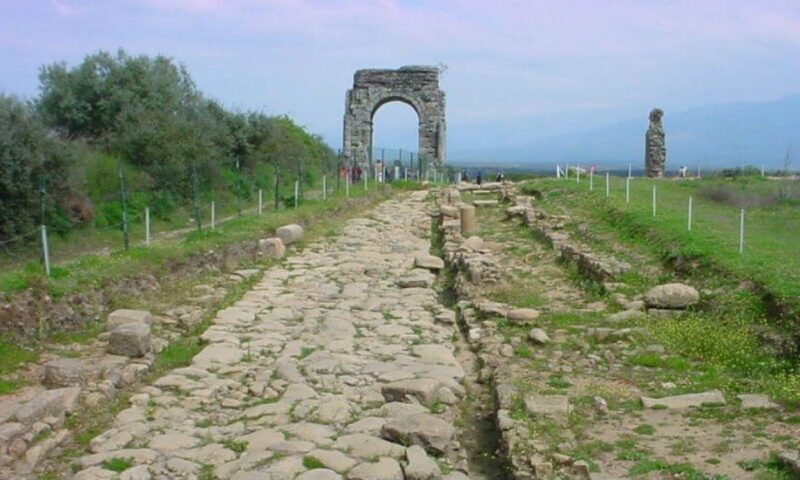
<box><xmin>340</xmin><ymin>164</ymin><xmax>363</xmax><ymax>182</ymax></box>
<box><xmin>460</xmin><ymin>170</ymin><xmax>505</xmax><ymax>186</ymax></box>
<box><xmin>338</xmin><ymin>161</ymin><xmax>401</xmax><ymax>183</ymax></box>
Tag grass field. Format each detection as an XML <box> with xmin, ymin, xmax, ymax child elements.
<box><xmin>522</xmin><ymin>175</ymin><xmax>800</xmax><ymax>315</ymax></box>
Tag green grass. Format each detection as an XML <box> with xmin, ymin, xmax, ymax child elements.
<box><xmin>0</xmin><ymin>340</ymin><xmax>39</xmax><ymax>373</ymax></box>
<box><xmin>0</xmin><ymin>340</ymin><xmax>39</xmax><ymax>389</ymax></box>
<box><xmin>628</xmin><ymin>352</ymin><xmax>691</xmax><ymax>371</ymax></box>
<box><xmin>526</xmin><ymin>177</ymin><xmax>800</xmax><ymax>407</ymax></box>
<box><xmin>302</xmin><ymin>455</ymin><xmax>325</xmax><ymax>469</ymax></box>
<box><xmin>513</xmin><ymin>345</ymin><xmax>532</xmax><ymax>358</ymax></box>
<box><xmin>101</xmin><ymin>457</ymin><xmax>134</xmax><ymax>472</ymax></box>
<box><xmin>529</xmin><ymin>176</ymin><xmax>800</xmax><ymax>313</ymax></box>
<box><xmin>299</xmin><ymin>346</ymin><xmax>317</xmax><ymax>359</ymax></box>
<box><xmin>48</xmin><ymin>321</ymin><xmax>106</xmax><ymax>345</ymax></box>
<box><xmin>546</xmin><ymin>375</ymin><xmax>572</xmax><ymax>389</ymax></box>
<box><xmin>628</xmin><ymin>458</ymin><xmax>727</xmax><ymax>479</ymax></box>
<box><xmin>633</xmin><ymin>424</ymin><xmax>656</xmax><ymax>435</ymax></box>
<box><xmin>221</xmin><ymin>439</ymin><xmax>248</xmax><ymax>454</ymax></box>
<box><xmin>0</xmin><ymin>379</ymin><xmax>25</xmax><ymax>395</ymax></box>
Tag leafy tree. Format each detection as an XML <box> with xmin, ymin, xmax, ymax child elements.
<box><xmin>5</xmin><ymin>49</ymin><xmax>336</xmax><ymax>238</ymax></box>
<box><xmin>0</xmin><ymin>95</ymin><xmax>75</xmax><ymax>241</ymax></box>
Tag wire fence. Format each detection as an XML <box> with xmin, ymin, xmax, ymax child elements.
<box><xmin>547</xmin><ymin>163</ymin><xmax>800</xmax><ymax>295</ymax></box>
<box><xmin>0</xmin><ymin>153</ymin><xmax>456</xmax><ymax>277</ymax></box>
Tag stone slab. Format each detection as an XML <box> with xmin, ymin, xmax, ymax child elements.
<box><xmin>641</xmin><ymin>390</ymin><xmax>725</xmax><ymax>409</ymax></box>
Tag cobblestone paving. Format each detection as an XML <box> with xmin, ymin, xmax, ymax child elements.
<box><xmin>72</xmin><ymin>191</ymin><xmax>471</xmax><ymax>480</ymax></box>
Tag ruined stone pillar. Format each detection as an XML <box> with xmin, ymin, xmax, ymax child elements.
<box><xmin>645</xmin><ymin>108</ymin><xmax>666</xmax><ymax>178</ymax></box>
<box><xmin>460</xmin><ymin>205</ymin><xmax>477</xmax><ymax>234</ymax></box>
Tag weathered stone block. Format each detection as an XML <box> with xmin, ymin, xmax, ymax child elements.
<box><xmin>348</xmin><ymin>457</ymin><xmax>403</xmax><ymax>480</ymax></box>
<box><xmin>43</xmin><ymin>358</ymin><xmax>86</xmax><ymax>388</ymax></box>
<box><xmin>527</xmin><ymin>328</ymin><xmax>550</xmax><ymax>345</ymax></box>
<box><xmin>275</xmin><ymin>224</ymin><xmax>304</xmax><ymax>246</ymax></box>
<box><xmin>258</xmin><ymin>237</ymin><xmax>285</xmax><ymax>258</ymax></box>
<box><xmin>414</xmin><ymin>255</ymin><xmax>444</xmax><ymax>271</ymax></box>
<box><xmin>644</xmin><ymin>283</ymin><xmax>699</xmax><ymax>309</ymax></box>
<box><xmin>507</xmin><ymin>308</ymin><xmax>540</xmax><ymax>324</ymax></box>
<box><xmin>524</xmin><ymin>394</ymin><xmax>569</xmax><ymax>418</ymax></box>
<box><xmin>13</xmin><ymin>387</ymin><xmax>79</xmax><ymax>425</ymax></box>
<box><xmin>641</xmin><ymin>390</ymin><xmax>725</xmax><ymax>409</ymax></box>
<box><xmin>381</xmin><ymin>378</ymin><xmax>441</xmax><ymax>406</ymax></box>
<box><xmin>404</xmin><ymin>445</ymin><xmax>441</xmax><ymax>480</ymax></box>
<box><xmin>107</xmin><ymin>309</ymin><xmax>152</xmax><ymax>330</ymax></box>
<box><xmin>381</xmin><ymin>413</ymin><xmax>455</xmax><ymax>454</ymax></box>
<box><xmin>460</xmin><ymin>236</ymin><xmax>483</xmax><ymax>251</ymax></box>
<box><xmin>107</xmin><ymin>323</ymin><xmax>150</xmax><ymax>358</ymax></box>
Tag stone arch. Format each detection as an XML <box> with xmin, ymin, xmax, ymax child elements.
<box><xmin>343</xmin><ymin>66</ymin><xmax>446</xmax><ymax>170</ymax></box>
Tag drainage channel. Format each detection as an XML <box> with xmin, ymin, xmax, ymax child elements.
<box><xmin>432</xmin><ymin>215</ymin><xmax>513</xmax><ymax>480</ymax></box>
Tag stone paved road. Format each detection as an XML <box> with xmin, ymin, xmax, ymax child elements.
<box><xmin>73</xmin><ymin>191</ymin><xmax>471</xmax><ymax>480</ymax></box>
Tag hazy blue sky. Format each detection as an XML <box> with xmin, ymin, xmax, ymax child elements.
<box><xmin>2</xmin><ymin>0</ymin><xmax>799</xmax><ymax>154</ymax></box>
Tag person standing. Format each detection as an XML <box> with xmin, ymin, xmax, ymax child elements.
<box><xmin>476</xmin><ymin>171</ymin><xmax>482</xmax><ymax>186</ymax></box>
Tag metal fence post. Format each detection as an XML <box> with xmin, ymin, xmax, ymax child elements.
<box><xmin>626</xmin><ymin>177</ymin><xmax>631</xmax><ymax>204</ymax></box>
<box><xmin>211</xmin><ymin>201</ymin><xmax>216</xmax><ymax>230</ymax></box>
<box><xmin>40</xmin><ymin>225</ymin><xmax>50</xmax><ymax>277</ymax></box>
<box><xmin>739</xmin><ymin>209</ymin><xmax>745</xmax><ymax>254</ymax></box>
<box><xmin>652</xmin><ymin>184</ymin><xmax>657</xmax><ymax>217</ymax></box>
<box><xmin>145</xmin><ymin>207</ymin><xmax>151</xmax><ymax>245</ymax></box>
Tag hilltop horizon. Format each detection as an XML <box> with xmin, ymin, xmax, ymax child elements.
<box><xmin>445</xmin><ymin>93</ymin><xmax>800</xmax><ymax>170</ymax></box>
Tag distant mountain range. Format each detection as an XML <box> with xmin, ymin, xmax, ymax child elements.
<box><xmin>449</xmin><ymin>95</ymin><xmax>800</xmax><ymax>170</ymax></box>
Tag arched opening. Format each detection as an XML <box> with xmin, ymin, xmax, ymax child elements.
<box><xmin>342</xmin><ymin>66</ymin><xmax>446</xmax><ymax>170</ymax></box>
<box><xmin>370</xmin><ymin>100</ymin><xmax>420</xmax><ymax>168</ymax></box>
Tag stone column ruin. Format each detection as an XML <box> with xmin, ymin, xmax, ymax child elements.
<box><xmin>645</xmin><ymin>108</ymin><xmax>666</xmax><ymax>178</ymax></box>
